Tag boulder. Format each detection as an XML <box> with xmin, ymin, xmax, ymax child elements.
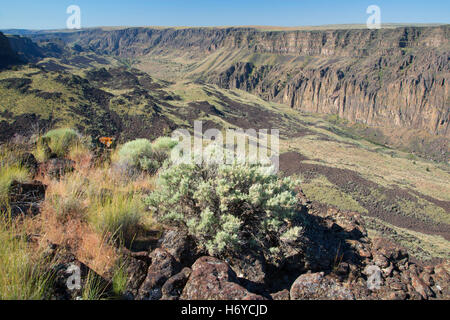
<box><xmin>290</xmin><ymin>272</ymin><xmax>354</xmax><ymax>300</ymax></box>
<box><xmin>50</xmin><ymin>252</ymin><xmax>111</xmax><ymax>300</ymax></box>
<box><xmin>431</xmin><ymin>261</ymin><xmax>450</xmax><ymax>299</ymax></box>
<box><xmin>7</xmin><ymin>180</ymin><xmax>46</xmax><ymax>218</ymax></box>
<box><xmin>180</xmin><ymin>256</ymin><xmax>265</xmax><ymax>300</ymax></box>
<box><xmin>271</xmin><ymin>289</ymin><xmax>290</xmax><ymax>300</ymax></box>
<box><xmin>122</xmin><ymin>256</ymin><xmax>148</xmax><ymax>299</ymax></box>
<box><xmin>157</xmin><ymin>229</ymin><xmax>198</xmax><ymax>266</ymax></box>
<box><xmin>161</xmin><ymin>267</ymin><xmax>192</xmax><ymax>300</ymax></box>
<box><xmin>229</xmin><ymin>251</ymin><xmax>267</xmax><ymax>292</ymax></box>
<box><xmin>137</xmin><ymin>248</ymin><xmax>180</xmax><ymax>300</ymax></box>
<box><xmin>410</xmin><ymin>274</ymin><xmax>433</xmax><ymax>299</ymax></box>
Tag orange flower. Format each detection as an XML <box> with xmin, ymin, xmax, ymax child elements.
<box><xmin>99</xmin><ymin>137</ymin><xmax>113</xmax><ymax>147</ymax></box>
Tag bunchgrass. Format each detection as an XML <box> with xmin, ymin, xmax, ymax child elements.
<box><xmin>46</xmin><ymin>172</ymin><xmax>88</xmax><ymax>223</ymax></box>
<box><xmin>111</xmin><ymin>261</ymin><xmax>128</xmax><ymax>297</ymax></box>
<box><xmin>0</xmin><ymin>149</ymin><xmax>31</xmax><ymax>205</ymax></box>
<box><xmin>88</xmin><ymin>194</ymin><xmax>144</xmax><ymax>244</ymax></box>
<box><xmin>81</xmin><ymin>270</ymin><xmax>110</xmax><ymax>300</ymax></box>
<box><xmin>0</xmin><ymin>216</ymin><xmax>53</xmax><ymax>299</ymax></box>
<box><xmin>35</xmin><ymin>128</ymin><xmax>82</xmax><ymax>161</ymax></box>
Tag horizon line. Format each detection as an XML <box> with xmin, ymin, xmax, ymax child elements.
<box><xmin>1</xmin><ymin>22</ymin><xmax>449</xmax><ymax>32</ymax></box>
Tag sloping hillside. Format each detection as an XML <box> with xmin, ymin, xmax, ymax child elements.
<box><xmin>0</xmin><ymin>56</ymin><xmax>449</xmax><ymax>263</ymax></box>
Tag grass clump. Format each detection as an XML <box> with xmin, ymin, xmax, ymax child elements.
<box><xmin>46</xmin><ymin>172</ymin><xmax>88</xmax><ymax>223</ymax></box>
<box><xmin>35</xmin><ymin>128</ymin><xmax>83</xmax><ymax>161</ymax></box>
<box><xmin>81</xmin><ymin>270</ymin><xmax>110</xmax><ymax>300</ymax></box>
<box><xmin>0</xmin><ymin>149</ymin><xmax>31</xmax><ymax>205</ymax></box>
<box><xmin>147</xmin><ymin>155</ymin><xmax>305</xmax><ymax>264</ymax></box>
<box><xmin>111</xmin><ymin>262</ymin><xmax>128</xmax><ymax>297</ymax></box>
<box><xmin>0</xmin><ymin>217</ymin><xmax>53</xmax><ymax>299</ymax></box>
<box><xmin>89</xmin><ymin>194</ymin><xmax>144</xmax><ymax>244</ymax></box>
<box><xmin>115</xmin><ymin>137</ymin><xmax>177</xmax><ymax>175</ymax></box>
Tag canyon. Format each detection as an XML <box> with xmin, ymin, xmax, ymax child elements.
<box><xmin>14</xmin><ymin>25</ymin><xmax>448</xmax><ymax>139</ymax></box>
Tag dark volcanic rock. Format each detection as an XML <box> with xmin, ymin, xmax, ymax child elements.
<box><xmin>137</xmin><ymin>248</ymin><xmax>180</xmax><ymax>300</ymax></box>
<box><xmin>290</xmin><ymin>272</ymin><xmax>354</xmax><ymax>300</ymax></box>
<box><xmin>6</xmin><ymin>180</ymin><xmax>46</xmax><ymax>218</ymax></box>
<box><xmin>50</xmin><ymin>252</ymin><xmax>111</xmax><ymax>300</ymax></box>
<box><xmin>157</xmin><ymin>229</ymin><xmax>198</xmax><ymax>266</ymax></box>
<box><xmin>17</xmin><ymin>153</ymin><xmax>39</xmax><ymax>176</ymax></box>
<box><xmin>161</xmin><ymin>267</ymin><xmax>192</xmax><ymax>300</ymax></box>
<box><xmin>122</xmin><ymin>256</ymin><xmax>148</xmax><ymax>299</ymax></box>
<box><xmin>8</xmin><ymin>180</ymin><xmax>46</xmax><ymax>203</ymax></box>
<box><xmin>271</xmin><ymin>289</ymin><xmax>290</xmax><ymax>300</ymax></box>
<box><xmin>180</xmin><ymin>256</ymin><xmax>265</xmax><ymax>300</ymax></box>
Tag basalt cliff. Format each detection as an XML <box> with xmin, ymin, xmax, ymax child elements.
<box><xmin>18</xmin><ymin>25</ymin><xmax>450</xmax><ymax>138</ymax></box>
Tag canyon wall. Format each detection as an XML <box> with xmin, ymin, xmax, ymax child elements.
<box><xmin>13</xmin><ymin>26</ymin><xmax>450</xmax><ymax>136</ymax></box>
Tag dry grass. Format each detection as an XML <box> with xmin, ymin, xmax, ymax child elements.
<box><xmin>32</xmin><ymin>141</ymin><xmax>157</xmax><ymax>278</ymax></box>
<box><xmin>0</xmin><ymin>216</ymin><xmax>53</xmax><ymax>299</ymax></box>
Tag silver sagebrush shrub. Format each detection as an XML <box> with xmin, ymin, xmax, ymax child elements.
<box><xmin>146</xmin><ymin>155</ymin><xmax>305</xmax><ymax>264</ymax></box>
<box><xmin>117</xmin><ymin>137</ymin><xmax>177</xmax><ymax>174</ymax></box>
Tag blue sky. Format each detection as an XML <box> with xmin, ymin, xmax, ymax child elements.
<box><xmin>0</xmin><ymin>0</ymin><xmax>449</xmax><ymax>30</ymax></box>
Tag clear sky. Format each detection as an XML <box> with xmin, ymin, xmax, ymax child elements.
<box><xmin>0</xmin><ymin>0</ymin><xmax>449</xmax><ymax>30</ymax></box>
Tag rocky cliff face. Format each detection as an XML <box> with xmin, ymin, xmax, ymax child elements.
<box><xmin>0</xmin><ymin>32</ymin><xmax>22</xmax><ymax>69</ymax></box>
<box><xmin>14</xmin><ymin>26</ymin><xmax>450</xmax><ymax>137</ymax></box>
<box><xmin>209</xmin><ymin>27</ymin><xmax>450</xmax><ymax>137</ymax></box>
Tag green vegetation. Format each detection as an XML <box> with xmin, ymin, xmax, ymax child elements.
<box><xmin>111</xmin><ymin>262</ymin><xmax>128</xmax><ymax>297</ymax></box>
<box><xmin>147</xmin><ymin>150</ymin><xmax>304</xmax><ymax>263</ymax></box>
<box><xmin>0</xmin><ymin>218</ymin><xmax>53</xmax><ymax>299</ymax></box>
<box><xmin>365</xmin><ymin>216</ymin><xmax>450</xmax><ymax>262</ymax></box>
<box><xmin>115</xmin><ymin>137</ymin><xmax>177</xmax><ymax>175</ymax></box>
<box><xmin>89</xmin><ymin>194</ymin><xmax>144</xmax><ymax>244</ymax></box>
<box><xmin>35</xmin><ymin>128</ymin><xmax>83</xmax><ymax>161</ymax></box>
<box><xmin>116</xmin><ymin>138</ymin><xmax>154</xmax><ymax>173</ymax></box>
<box><xmin>81</xmin><ymin>270</ymin><xmax>110</xmax><ymax>300</ymax></box>
<box><xmin>0</xmin><ymin>148</ymin><xmax>30</xmax><ymax>205</ymax></box>
<box><xmin>300</xmin><ymin>175</ymin><xmax>367</xmax><ymax>213</ymax></box>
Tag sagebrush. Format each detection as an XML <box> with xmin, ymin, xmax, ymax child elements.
<box><xmin>146</xmin><ymin>158</ymin><xmax>305</xmax><ymax>264</ymax></box>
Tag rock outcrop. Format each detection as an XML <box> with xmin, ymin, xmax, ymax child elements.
<box><xmin>118</xmin><ymin>205</ymin><xmax>450</xmax><ymax>301</ymax></box>
<box><xmin>0</xmin><ymin>32</ymin><xmax>22</xmax><ymax>69</ymax></box>
<box><xmin>180</xmin><ymin>256</ymin><xmax>266</xmax><ymax>300</ymax></box>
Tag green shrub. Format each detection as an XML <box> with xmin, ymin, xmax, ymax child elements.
<box><xmin>152</xmin><ymin>137</ymin><xmax>179</xmax><ymax>151</ymax></box>
<box><xmin>116</xmin><ymin>137</ymin><xmax>177</xmax><ymax>175</ymax></box>
<box><xmin>37</xmin><ymin>128</ymin><xmax>82</xmax><ymax>161</ymax></box>
<box><xmin>146</xmin><ymin>158</ymin><xmax>305</xmax><ymax>264</ymax></box>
